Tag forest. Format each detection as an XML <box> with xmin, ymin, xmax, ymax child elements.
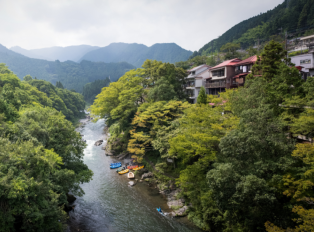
<box><xmin>191</xmin><ymin>0</ymin><xmax>314</xmax><ymax>57</ymax></box>
<box><xmin>0</xmin><ymin>64</ymin><xmax>93</xmax><ymax>231</ymax></box>
<box><xmin>91</xmin><ymin>41</ymin><xmax>314</xmax><ymax>231</ymax></box>
<box><xmin>82</xmin><ymin>77</ymin><xmax>111</xmax><ymax>104</ymax></box>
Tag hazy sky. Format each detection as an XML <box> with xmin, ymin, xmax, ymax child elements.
<box><xmin>0</xmin><ymin>0</ymin><xmax>284</xmax><ymax>51</ymax></box>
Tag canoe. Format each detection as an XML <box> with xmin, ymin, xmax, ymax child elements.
<box><xmin>110</xmin><ymin>163</ymin><xmax>122</xmax><ymax>169</ymax></box>
<box><xmin>133</xmin><ymin>165</ymin><xmax>144</xmax><ymax>171</ymax></box>
<box><xmin>118</xmin><ymin>169</ymin><xmax>129</xmax><ymax>175</ymax></box>
<box><xmin>127</xmin><ymin>165</ymin><xmax>138</xmax><ymax>170</ymax></box>
<box><xmin>128</xmin><ymin>172</ymin><xmax>135</xmax><ymax>179</ymax></box>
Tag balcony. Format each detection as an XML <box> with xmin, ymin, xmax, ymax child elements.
<box><xmin>186</xmin><ymin>84</ymin><xmax>195</xmax><ymax>88</ymax></box>
<box><xmin>205</xmin><ymin>82</ymin><xmax>226</xmax><ymax>88</ymax></box>
<box><xmin>235</xmin><ymin>69</ymin><xmax>243</xmax><ymax>75</ymax></box>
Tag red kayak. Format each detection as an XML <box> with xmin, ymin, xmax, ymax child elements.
<box><xmin>127</xmin><ymin>165</ymin><xmax>138</xmax><ymax>170</ymax></box>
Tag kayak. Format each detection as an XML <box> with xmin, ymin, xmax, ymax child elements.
<box><xmin>110</xmin><ymin>163</ymin><xmax>122</xmax><ymax>169</ymax></box>
<box><xmin>133</xmin><ymin>165</ymin><xmax>144</xmax><ymax>171</ymax></box>
<box><xmin>128</xmin><ymin>172</ymin><xmax>135</xmax><ymax>179</ymax></box>
<box><xmin>156</xmin><ymin>207</ymin><xmax>164</xmax><ymax>216</ymax></box>
<box><xmin>110</xmin><ymin>162</ymin><xmax>121</xmax><ymax>166</ymax></box>
<box><xmin>118</xmin><ymin>169</ymin><xmax>129</xmax><ymax>175</ymax></box>
<box><xmin>116</xmin><ymin>167</ymin><xmax>124</xmax><ymax>173</ymax></box>
<box><xmin>127</xmin><ymin>165</ymin><xmax>138</xmax><ymax>170</ymax></box>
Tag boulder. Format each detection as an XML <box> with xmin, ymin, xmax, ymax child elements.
<box><xmin>94</xmin><ymin>140</ymin><xmax>103</xmax><ymax>146</ymax></box>
<box><xmin>128</xmin><ymin>181</ymin><xmax>136</xmax><ymax>186</ymax></box>
<box><xmin>141</xmin><ymin>172</ymin><xmax>153</xmax><ymax>180</ymax></box>
<box><xmin>66</xmin><ymin>193</ymin><xmax>76</xmax><ymax>204</ymax></box>
<box><xmin>167</xmin><ymin>199</ymin><xmax>183</xmax><ymax>209</ymax></box>
<box><xmin>172</xmin><ymin>206</ymin><xmax>188</xmax><ymax>217</ymax></box>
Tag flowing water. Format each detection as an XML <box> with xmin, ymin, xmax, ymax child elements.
<box><xmin>68</xmin><ymin>119</ymin><xmax>201</xmax><ymax>232</ymax></box>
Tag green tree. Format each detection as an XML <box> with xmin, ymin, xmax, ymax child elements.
<box><xmin>147</xmin><ymin>77</ymin><xmax>176</xmax><ymax>102</ymax></box>
<box><xmin>196</xmin><ymin>86</ymin><xmax>207</xmax><ymax>104</ymax></box>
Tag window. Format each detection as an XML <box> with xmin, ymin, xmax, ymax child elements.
<box><xmin>300</xmin><ymin>59</ymin><xmax>311</xmax><ymax>64</ymax></box>
<box><xmin>212</xmin><ymin>69</ymin><xmax>225</xmax><ymax>77</ymax></box>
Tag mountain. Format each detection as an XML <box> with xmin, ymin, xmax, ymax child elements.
<box><xmin>10</xmin><ymin>45</ymin><xmax>100</xmax><ymax>62</ymax></box>
<box><xmin>79</xmin><ymin>42</ymin><xmax>193</xmax><ymax>67</ymax></box>
<box><xmin>0</xmin><ymin>44</ymin><xmax>135</xmax><ymax>92</ymax></box>
<box><xmin>193</xmin><ymin>0</ymin><xmax>314</xmax><ymax>57</ymax></box>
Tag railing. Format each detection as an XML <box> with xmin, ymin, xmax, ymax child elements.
<box><xmin>189</xmin><ymin>94</ymin><xmax>195</xmax><ymax>98</ymax></box>
<box><xmin>185</xmin><ymin>84</ymin><xmax>195</xmax><ymax>88</ymax></box>
<box><xmin>235</xmin><ymin>69</ymin><xmax>243</xmax><ymax>75</ymax></box>
<box><xmin>205</xmin><ymin>82</ymin><xmax>226</xmax><ymax>88</ymax></box>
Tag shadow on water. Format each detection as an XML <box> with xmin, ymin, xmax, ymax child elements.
<box><xmin>68</xmin><ymin>119</ymin><xmax>202</xmax><ymax>232</ymax></box>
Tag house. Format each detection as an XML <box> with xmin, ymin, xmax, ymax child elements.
<box><xmin>204</xmin><ymin>56</ymin><xmax>257</xmax><ymax>95</ymax></box>
<box><xmin>232</xmin><ymin>55</ymin><xmax>257</xmax><ymax>88</ymax></box>
<box><xmin>185</xmin><ymin>64</ymin><xmax>211</xmax><ymax>103</ymax></box>
<box><xmin>290</xmin><ymin>52</ymin><xmax>314</xmax><ymax>79</ymax></box>
<box><xmin>205</xmin><ymin>58</ymin><xmax>241</xmax><ymax>95</ymax></box>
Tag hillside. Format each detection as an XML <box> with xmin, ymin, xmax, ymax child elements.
<box><xmin>10</xmin><ymin>45</ymin><xmax>100</xmax><ymax>62</ymax></box>
<box><xmin>193</xmin><ymin>0</ymin><xmax>314</xmax><ymax>56</ymax></box>
<box><xmin>79</xmin><ymin>42</ymin><xmax>193</xmax><ymax>67</ymax></box>
<box><xmin>0</xmin><ymin>44</ymin><xmax>135</xmax><ymax>92</ymax></box>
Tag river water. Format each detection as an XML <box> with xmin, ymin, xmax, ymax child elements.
<box><xmin>68</xmin><ymin>119</ymin><xmax>201</xmax><ymax>232</ymax></box>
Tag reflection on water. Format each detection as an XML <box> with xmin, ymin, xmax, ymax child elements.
<box><xmin>68</xmin><ymin>119</ymin><xmax>201</xmax><ymax>232</ymax></box>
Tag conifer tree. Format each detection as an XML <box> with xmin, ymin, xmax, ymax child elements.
<box><xmin>197</xmin><ymin>86</ymin><xmax>207</xmax><ymax>104</ymax></box>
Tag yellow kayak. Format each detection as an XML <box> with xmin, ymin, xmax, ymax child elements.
<box><xmin>133</xmin><ymin>166</ymin><xmax>144</xmax><ymax>171</ymax></box>
<box><xmin>118</xmin><ymin>169</ymin><xmax>129</xmax><ymax>175</ymax></box>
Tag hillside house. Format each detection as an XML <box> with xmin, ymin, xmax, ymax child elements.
<box><xmin>291</xmin><ymin>52</ymin><xmax>314</xmax><ymax>79</ymax></box>
<box><xmin>232</xmin><ymin>55</ymin><xmax>257</xmax><ymax>88</ymax></box>
<box><xmin>186</xmin><ymin>64</ymin><xmax>211</xmax><ymax>103</ymax></box>
<box><xmin>205</xmin><ymin>58</ymin><xmax>241</xmax><ymax>95</ymax></box>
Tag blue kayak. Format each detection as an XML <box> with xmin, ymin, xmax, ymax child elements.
<box><xmin>157</xmin><ymin>207</ymin><xmax>164</xmax><ymax>216</ymax></box>
<box><xmin>110</xmin><ymin>162</ymin><xmax>121</xmax><ymax>166</ymax></box>
<box><xmin>110</xmin><ymin>163</ymin><xmax>122</xmax><ymax>169</ymax></box>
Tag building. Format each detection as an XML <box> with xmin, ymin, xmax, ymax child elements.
<box><xmin>204</xmin><ymin>56</ymin><xmax>257</xmax><ymax>95</ymax></box>
<box><xmin>205</xmin><ymin>58</ymin><xmax>241</xmax><ymax>95</ymax></box>
<box><xmin>186</xmin><ymin>64</ymin><xmax>211</xmax><ymax>103</ymax></box>
<box><xmin>290</xmin><ymin>52</ymin><xmax>314</xmax><ymax>78</ymax></box>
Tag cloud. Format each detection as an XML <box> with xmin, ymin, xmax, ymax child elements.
<box><xmin>0</xmin><ymin>0</ymin><xmax>284</xmax><ymax>51</ymax></box>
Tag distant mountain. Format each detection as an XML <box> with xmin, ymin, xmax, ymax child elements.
<box><xmin>0</xmin><ymin>44</ymin><xmax>135</xmax><ymax>92</ymax></box>
<box><xmin>10</xmin><ymin>45</ymin><xmax>100</xmax><ymax>62</ymax></box>
<box><xmin>79</xmin><ymin>42</ymin><xmax>193</xmax><ymax>67</ymax></box>
<box><xmin>193</xmin><ymin>0</ymin><xmax>314</xmax><ymax>57</ymax></box>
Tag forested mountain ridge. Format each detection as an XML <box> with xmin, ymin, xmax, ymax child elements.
<box><xmin>0</xmin><ymin>44</ymin><xmax>135</xmax><ymax>92</ymax></box>
<box><xmin>193</xmin><ymin>0</ymin><xmax>314</xmax><ymax>57</ymax></box>
<box><xmin>10</xmin><ymin>45</ymin><xmax>100</xmax><ymax>62</ymax></box>
<box><xmin>79</xmin><ymin>42</ymin><xmax>193</xmax><ymax>67</ymax></box>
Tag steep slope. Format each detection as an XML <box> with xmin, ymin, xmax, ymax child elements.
<box><xmin>10</xmin><ymin>45</ymin><xmax>100</xmax><ymax>62</ymax></box>
<box><xmin>79</xmin><ymin>42</ymin><xmax>193</xmax><ymax>67</ymax></box>
<box><xmin>0</xmin><ymin>44</ymin><xmax>135</xmax><ymax>92</ymax></box>
<box><xmin>194</xmin><ymin>0</ymin><xmax>314</xmax><ymax>56</ymax></box>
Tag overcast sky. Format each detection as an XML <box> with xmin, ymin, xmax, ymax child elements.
<box><xmin>0</xmin><ymin>0</ymin><xmax>284</xmax><ymax>51</ymax></box>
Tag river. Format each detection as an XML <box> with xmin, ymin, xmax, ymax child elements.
<box><xmin>68</xmin><ymin>118</ymin><xmax>202</xmax><ymax>232</ymax></box>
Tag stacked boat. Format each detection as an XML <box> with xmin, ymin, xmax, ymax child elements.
<box><xmin>110</xmin><ymin>162</ymin><xmax>122</xmax><ymax>169</ymax></box>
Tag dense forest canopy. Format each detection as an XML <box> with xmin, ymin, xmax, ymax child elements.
<box><xmin>0</xmin><ymin>63</ymin><xmax>93</xmax><ymax>231</ymax></box>
<box><xmin>90</xmin><ymin>41</ymin><xmax>314</xmax><ymax>231</ymax></box>
<box><xmin>82</xmin><ymin>77</ymin><xmax>111</xmax><ymax>104</ymax></box>
<box><xmin>191</xmin><ymin>0</ymin><xmax>314</xmax><ymax>57</ymax></box>
<box><xmin>0</xmin><ymin>44</ymin><xmax>135</xmax><ymax>92</ymax></box>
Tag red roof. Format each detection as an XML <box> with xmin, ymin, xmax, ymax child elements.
<box><xmin>295</xmin><ymin>66</ymin><xmax>303</xmax><ymax>71</ymax></box>
<box><xmin>210</xmin><ymin>58</ymin><xmax>242</xmax><ymax>70</ymax></box>
<box><xmin>233</xmin><ymin>56</ymin><xmax>257</xmax><ymax>66</ymax></box>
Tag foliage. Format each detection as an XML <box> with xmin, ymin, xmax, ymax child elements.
<box><xmin>289</xmin><ymin>49</ymin><xmax>309</xmax><ymax>57</ymax></box>
<box><xmin>220</xmin><ymin>42</ymin><xmax>241</xmax><ymax>60</ymax></box>
<box><xmin>82</xmin><ymin>77</ymin><xmax>110</xmax><ymax>103</ymax></box>
<box><xmin>0</xmin><ymin>64</ymin><xmax>92</xmax><ymax>230</ymax></box>
<box><xmin>196</xmin><ymin>86</ymin><xmax>207</xmax><ymax>104</ymax></box>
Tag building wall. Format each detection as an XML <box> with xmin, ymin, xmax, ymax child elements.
<box><xmin>290</xmin><ymin>53</ymin><xmax>314</xmax><ymax>72</ymax></box>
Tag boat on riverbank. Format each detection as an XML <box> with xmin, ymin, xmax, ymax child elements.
<box><xmin>127</xmin><ymin>165</ymin><xmax>138</xmax><ymax>170</ymax></box>
<box><xmin>118</xmin><ymin>169</ymin><xmax>129</xmax><ymax>175</ymax></box>
<box><xmin>116</xmin><ymin>167</ymin><xmax>125</xmax><ymax>172</ymax></box>
<box><xmin>133</xmin><ymin>165</ymin><xmax>144</xmax><ymax>171</ymax></box>
<box><xmin>128</xmin><ymin>172</ymin><xmax>135</xmax><ymax>179</ymax></box>
<box><xmin>110</xmin><ymin>162</ymin><xmax>122</xmax><ymax>169</ymax></box>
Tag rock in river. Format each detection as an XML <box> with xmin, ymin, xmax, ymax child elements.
<box><xmin>94</xmin><ymin>140</ymin><xmax>103</xmax><ymax>146</ymax></box>
<box><xmin>128</xmin><ymin>181</ymin><xmax>136</xmax><ymax>186</ymax></box>
<box><xmin>141</xmin><ymin>172</ymin><xmax>153</xmax><ymax>180</ymax></box>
